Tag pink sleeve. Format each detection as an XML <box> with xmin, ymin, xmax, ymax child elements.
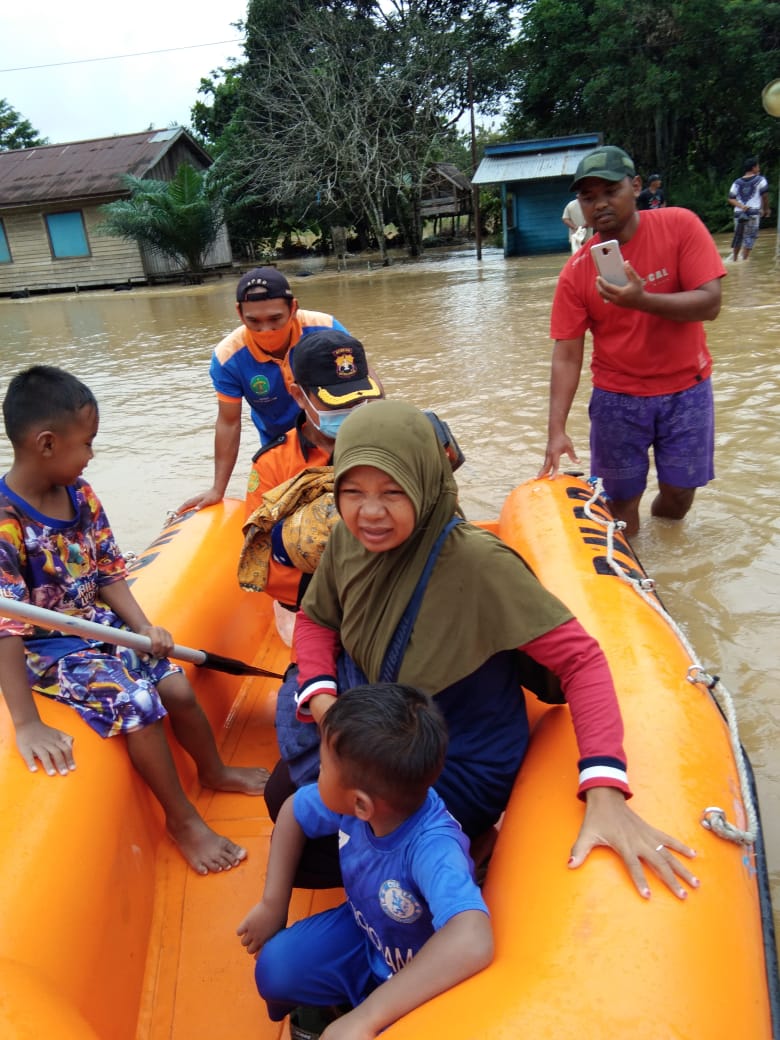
<box><xmin>521</xmin><ymin>618</ymin><xmax>631</xmax><ymax>799</ymax></box>
<box><xmin>293</xmin><ymin>610</ymin><xmax>341</xmax><ymax>719</ymax></box>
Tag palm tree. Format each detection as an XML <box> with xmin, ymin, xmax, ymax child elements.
<box><xmin>97</xmin><ymin>163</ymin><xmax>224</xmax><ymax>274</ymax></box>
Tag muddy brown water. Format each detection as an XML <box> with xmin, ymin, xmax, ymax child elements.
<box><xmin>2</xmin><ymin>236</ymin><xmax>779</xmax><ymax>945</ymax></box>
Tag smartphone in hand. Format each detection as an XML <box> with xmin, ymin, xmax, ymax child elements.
<box><xmin>590</xmin><ymin>240</ymin><xmax>629</xmax><ymax>286</ymax></box>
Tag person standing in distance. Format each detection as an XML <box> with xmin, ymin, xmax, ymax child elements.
<box><xmin>179</xmin><ymin>267</ymin><xmax>348</xmax><ymax>513</ymax></box>
<box><xmin>728</xmin><ymin>157</ymin><xmax>770</xmax><ymax>262</ymax></box>
<box><xmin>538</xmin><ymin>145</ymin><xmax>726</xmax><ymax>537</ymax></box>
<box><xmin>637</xmin><ymin>174</ymin><xmax>666</xmax><ymax>211</ymax></box>
<box><xmin>562</xmin><ymin>197</ymin><xmax>593</xmax><ymax>253</ymax></box>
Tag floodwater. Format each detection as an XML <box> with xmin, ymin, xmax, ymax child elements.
<box><xmin>1</xmin><ymin>234</ymin><xmax>779</xmax><ymax>940</ymax></box>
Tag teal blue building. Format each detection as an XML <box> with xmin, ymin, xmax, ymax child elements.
<box><xmin>473</xmin><ymin>133</ymin><xmax>602</xmax><ymax>257</ymax></box>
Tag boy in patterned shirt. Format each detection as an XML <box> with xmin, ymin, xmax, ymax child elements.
<box><xmin>0</xmin><ymin>365</ymin><xmax>267</xmax><ymax>874</ymax></box>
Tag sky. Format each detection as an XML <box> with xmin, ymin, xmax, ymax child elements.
<box><xmin>0</xmin><ymin>1</ymin><xmax>249</xmax><ymax>145</ymax></box>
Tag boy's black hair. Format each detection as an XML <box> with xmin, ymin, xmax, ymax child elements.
<box><xmin>320</xmin><ymin>683</ymin><xmax>448</xmax><ymax>817</ymax></box>
<box><xmin>3</xmin><ymin>365</ymin><xmax>97</xmax><ymax>444</ymax></box>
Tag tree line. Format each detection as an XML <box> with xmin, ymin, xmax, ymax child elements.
<box><xmin>4</xmin><ymin>0</ymin><xmax>779</xmax><ymax>269</ymax></box>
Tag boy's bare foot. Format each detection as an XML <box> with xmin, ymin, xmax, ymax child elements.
<box><xmin>200</xmin><ymin>764</ymin><xmax>270</xmax><ymax>795</ymax></box>
<box><xmin>168</xmin><ymin>816</ymin><xmax>248</xmax><ymax>875</ymax></box>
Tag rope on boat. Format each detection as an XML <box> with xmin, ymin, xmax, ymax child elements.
<box><xmin>583</xmin><ymin>479</ymin><xmax>759</xmax><ymax>846</ymax></box>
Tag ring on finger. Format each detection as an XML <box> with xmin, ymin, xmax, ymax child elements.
<box><xmin>655</xmin><ymin>843</ymin><xmax>665</xmax><ymax>853</ymax></box>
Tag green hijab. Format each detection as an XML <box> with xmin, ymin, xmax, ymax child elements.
<box><xmin>301</xmin><ymin>400</ymin><xmax>572</xmax><ymax>693</ymax></box>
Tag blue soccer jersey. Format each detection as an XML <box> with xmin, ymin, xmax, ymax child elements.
<box><xmin>293</xmin><ymin>784</ymin><xmax>488</xmax><ymax>983</ymax></box>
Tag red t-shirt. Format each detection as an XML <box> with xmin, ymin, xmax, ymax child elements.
<box><xmin>550</xmin><ymin>207</ymin><xmax>726</xmax><ymax>396</ymax></box>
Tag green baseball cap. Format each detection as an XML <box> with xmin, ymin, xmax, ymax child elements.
<box><xmin>571</xmin><ymin>146</ymin><xmax>636</xmax><ymax>190</ymax></box>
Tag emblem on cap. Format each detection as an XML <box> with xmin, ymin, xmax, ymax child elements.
<box><xmin>333</xmin><ymin>348</ymin><xmax>358</xmax><ymax>379</ymax></box>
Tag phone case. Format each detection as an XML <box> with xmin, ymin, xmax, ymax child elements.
<box><xmin>590</xmin><ymin>240</ymin><xmax>628</xmax><ymax>286</ymax></box>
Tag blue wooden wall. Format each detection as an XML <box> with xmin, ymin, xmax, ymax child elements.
<box><xmin>503</xmin><ymin>178</ymin><xmax>572</xmax><ymax>256</ymax></box>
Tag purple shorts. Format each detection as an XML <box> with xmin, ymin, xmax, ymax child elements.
<box><xmin>589</xmin><ymin>378</ymin><xmax>715</xmax><ymax>501</ymax></box>
<box><xmin>34</xmin><ymin>645</ymin><xmax>180</xmax><ymax>738</ymax></box>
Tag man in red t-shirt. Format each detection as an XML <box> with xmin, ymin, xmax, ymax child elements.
<box><xmin>539</xmin><ymin>145</ymin><xmax>726</xmax><ymax>536</ymax></box>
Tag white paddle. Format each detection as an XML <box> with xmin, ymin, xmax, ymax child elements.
<box><xmin>0</xmin><ymin>598</ymin><xmax>283</xmax><ymax>679</ymax></box>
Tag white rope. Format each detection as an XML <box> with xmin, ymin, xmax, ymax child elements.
<box><xmin>582</xmin><ymin>479</ymin><xmax>759</xmax><ymax>845</ymax></box>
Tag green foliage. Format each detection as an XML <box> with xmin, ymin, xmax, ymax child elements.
<box><xmin>195</xmin><ymin>0</ymin><xmax>516</xmax><ymax>257</ymax></box>
<box><xmin>0</xmin><ymin>99</ymin><xmax>47</xmax><ymax>150</ymax></box>
<box><xmin>665</xmin><ymin>172</ymin><xmax>733</xmax><ymax>234</ymax></box>
<box><xmin>96</xmin><ymin>164</ymin><xmax>224</xmax><ymax>273</ymax></box>
<box><xmin>191</xmin><ymin>68</ymin><xmax>244</xmax><ymax>153</ymax></box>
<box><xmin>505</xmin><ymin>0</ymin><xmax>780</xmax><ymax>217</ymax></box>
<box><xmin>188</xmin><ymin>0</ymin><xmax>780</xmax><ymax>246</ymax></box>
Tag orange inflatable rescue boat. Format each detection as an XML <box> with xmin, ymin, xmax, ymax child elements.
<box><xmin>0</xmin><ymin>476</ymin><xmax>777</xmax><ymax>1039</ymax></box>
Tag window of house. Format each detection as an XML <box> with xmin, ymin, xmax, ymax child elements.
<box><xmin>45</xmin><ymin>211</ymin><xmax>91</xmax><ymax>258</ymax></box>
<box><xmin>0</xmin><ymin>219</ymin><xmax>11</xmax><ymax>263</ymax></box>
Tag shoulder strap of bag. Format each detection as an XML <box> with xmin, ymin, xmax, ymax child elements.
<box><xmin>380</xmin><ymin>516</ymin><xmax>462</xmax><ymax>683</ymax></box>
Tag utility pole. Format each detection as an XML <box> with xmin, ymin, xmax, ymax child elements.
<box><xmin>468</xmin><ymin>55</ymin><xmax>482</xmax><ymax>261</ymax></box>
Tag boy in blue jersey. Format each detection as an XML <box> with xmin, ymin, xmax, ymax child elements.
<box><xmin>180</xmin><ymin>267</ymin><xmax>348</xmax><ymax>514</ymax></box>
<box><xmin>237</xmin><ymin>683</ymin><xmax>493</xmax><ymax>1037</ymax></box>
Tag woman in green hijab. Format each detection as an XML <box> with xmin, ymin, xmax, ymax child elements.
<box><xmin>289</xmin><ymin>400</ymin><xmax>697</xmax><ymax>898</ymax></box>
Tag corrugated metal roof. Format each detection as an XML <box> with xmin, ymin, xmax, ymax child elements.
<box><xmin>0</xmin><ymin>128</ymin><xmax>211</xmax><ymax>208</ymax></box>
<box><xmin>472</xmin><ymin>147</ymin><xmax>595</xmax><ymax>186</ymax></box>
<box><xmin>483</xmin><ymin>133</ymin><xmax>600</xmax><ymax>158</ymax></box>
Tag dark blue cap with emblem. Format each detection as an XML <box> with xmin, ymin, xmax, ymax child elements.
<box><xmin>292</xmin><ymin>330</ymin><xmax>382</xmax><ymax>407</ymax></box>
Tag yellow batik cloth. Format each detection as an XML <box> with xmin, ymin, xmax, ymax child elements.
<box><xmin>237</xmin><ymin>466</ymin><xmax>337</xmax><ymax>593</ymax></box>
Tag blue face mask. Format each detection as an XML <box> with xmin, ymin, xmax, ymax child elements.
<box><xmin>314</xmin><ymin>407</ymin><xmax>353</xmax><ymax>438</ymax></box>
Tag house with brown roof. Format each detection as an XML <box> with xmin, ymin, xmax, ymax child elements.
<box><xmin>0</xmin><ymin>127</ymin><xmax>232</xmax><ymax>296</ymax></box>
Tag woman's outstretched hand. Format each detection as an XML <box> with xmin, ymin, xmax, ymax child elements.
<box><xmin>570</xmin><ymin>786</ymin><xmax>700</xmax><ymax>899</ymax></box>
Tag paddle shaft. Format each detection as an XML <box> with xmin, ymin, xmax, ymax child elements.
<box><xmin>0</xmin><ymin>598</ymin><xmax>282</xmax><ymax>678</ymax></box>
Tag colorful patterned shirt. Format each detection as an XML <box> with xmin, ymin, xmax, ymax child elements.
<box><xmin>0</xmin><ymin>477</ymin><xmax>127</xmax><ymax>679</ymax></box>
